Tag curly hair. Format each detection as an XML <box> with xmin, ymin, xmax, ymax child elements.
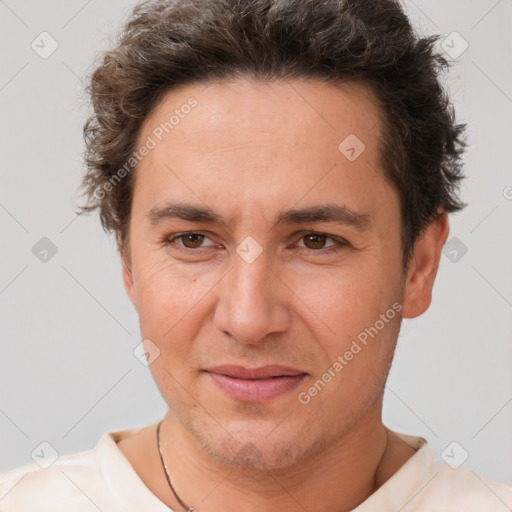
<box><xmin>78</xmin><ymin>0</ymin><xmax>467</xmax><ymax>270</ymax></box>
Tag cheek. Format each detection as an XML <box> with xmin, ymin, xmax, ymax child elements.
<box><xmin>289</xmin><ymin>261</ymin><xmax>396</xmax><ymax>336</ymax></box>
<box><xmin>296</xmin><ymin>312</ymin><xmax>400</xmax><ymax>425</ymax></box>
<box><xmin>132</xmin><ymin>252</ymin><xmax>220</xmax><ymax>355</ymax></box>
<box><xmin>287</xmin><ymin>262</ymin><xmax>402</xmax><ymax>402</ymax></box>
<box><xmin>132</xmin><ymin>253</ymin><xmax>184</xmax><ymax>332</ymax></box>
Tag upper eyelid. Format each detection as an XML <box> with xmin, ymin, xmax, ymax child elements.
<box><xmin>295</xmin><ymin>232</ymin><xmax>340</xmax><ymax>246</ymax></box>
<box><xmin>168</xmin><ymin>231</ymin><xmax>346</xmax><ymax>248</ymax></box>
<box><xmin>170</xmin><ymin>232</ymin><xmax>217</xmax><ymax>246</ymax></box>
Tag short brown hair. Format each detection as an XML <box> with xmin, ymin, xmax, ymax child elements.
<box><xmin>78</xmin><ymin>0</ymin><xmax>467</xmax><ymax>269</ymax></box>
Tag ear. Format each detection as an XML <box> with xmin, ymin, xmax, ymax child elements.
<box><xmin>401</xmin><ymin>211</ymin><xmax>450</xmax><ymax>319</ymax></box>
<box><xmin>119</xmin><ymin>245</ymin><xmax>138</xmax><ymax>312</ymax></box>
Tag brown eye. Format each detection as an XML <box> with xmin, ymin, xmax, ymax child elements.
<box><xmin>180</xmin><ymin>233</ymin><xmax>205</xmax><ymax>248</ymax></box>
<box><xmin>302</xmin><ymin>233</ymin><xmax>328</xmax><ymax>250</ymax></box>
<box><xmin>295</xmin><ymin>232</ymin><xmax>346</xmax><ymax>253</ymax></box>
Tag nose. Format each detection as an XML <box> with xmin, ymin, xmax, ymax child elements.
<box><xmin>214</xmin><ymin>246</ymin><xmax>291</xmax><ymax>345</ymax></box>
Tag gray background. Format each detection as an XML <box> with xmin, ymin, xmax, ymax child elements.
<box><xmin>1</xmin><ymin>0</ymin><xmax>511</xmax><ymax>489</ymax></box>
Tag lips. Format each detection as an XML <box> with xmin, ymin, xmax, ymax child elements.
<box><xmin>207</xmin><ymin>364</ymin><xmax>305</xmax><ymax>379</ymax></box>
<box><xmin>205</xmin><ymin>365</ymin><xmax>307</xmax><ymax>402</ymax></box>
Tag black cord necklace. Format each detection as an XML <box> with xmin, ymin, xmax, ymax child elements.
<box><xmin>156</xmin><ymin>420</ymin><xmax>193</xmax><ymax>511</ymax></box>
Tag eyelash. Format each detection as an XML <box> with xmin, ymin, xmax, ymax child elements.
<box><xmin>162</xmin><ymin>231</ymin><xmax>348</xmax><ymax>255</ymax></box>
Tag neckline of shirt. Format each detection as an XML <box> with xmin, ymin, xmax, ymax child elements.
<box><xmin>97</xmin><ymin>427</ymin><xmax>430</xmax><ymax>511</ymax></box>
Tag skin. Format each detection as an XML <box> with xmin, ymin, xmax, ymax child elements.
<box><xmin>117</xmin><ymin>77</ymin><xmax>449</xmax><ymax>511</ymax></box>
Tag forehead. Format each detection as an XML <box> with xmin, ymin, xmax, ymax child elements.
<box><xmin>131</xmin><ymin>77</ymin><xmax>395</xmax><ymax>228</ymax></box>
<box><xmin>141</xmin><ymin>77</ymin><xmax>381</xmax><ymax>150</ymax></box>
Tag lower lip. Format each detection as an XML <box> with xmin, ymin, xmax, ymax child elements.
<box><xmin>207</xmin><ymin>372</ymin><xmax>306</xmax><ymax>402</ymax></box>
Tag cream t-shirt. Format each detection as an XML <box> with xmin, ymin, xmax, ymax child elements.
<box><xmin>0</xmin><ymin>428</ymin><xmax>511</xmax><ymax>511</ymax></box>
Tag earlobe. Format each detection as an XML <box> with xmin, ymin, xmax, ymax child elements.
<box><xmin>401</xmin><ymin>212</ymin><xmax>450</xmax><ymax>319</ymax></box>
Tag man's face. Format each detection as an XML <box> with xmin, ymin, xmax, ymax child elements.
<box><xmin>123</xmin><ymin>78</ymin><xmax>408</xmax><ymax>469</ymax></box>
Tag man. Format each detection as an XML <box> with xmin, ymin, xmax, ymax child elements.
<box><xmin>1</xmin><ymin>0</ymin><xmax>510</xmax><ymax>510</ymax></box>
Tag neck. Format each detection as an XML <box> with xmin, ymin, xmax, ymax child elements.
<box><xmin>157</xmin><ymin>401</ymin><xmax>392</xmax><ymax>512</ymax></box>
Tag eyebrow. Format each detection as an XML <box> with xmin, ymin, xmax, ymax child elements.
<box><xmin>146</xmin><ymin>202</ymin><xmax>372</xmax><ymax>232</ymax></box>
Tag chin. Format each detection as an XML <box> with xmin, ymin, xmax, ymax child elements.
<box><xmin>209</xmin><ymin>439</ymin><xmax>316</xmax><ymax>471</ymax></box>
<box><xmin>190</xmin><ymin>418</ymin><xmax>330</xmax><ymax>472</ymax></box>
